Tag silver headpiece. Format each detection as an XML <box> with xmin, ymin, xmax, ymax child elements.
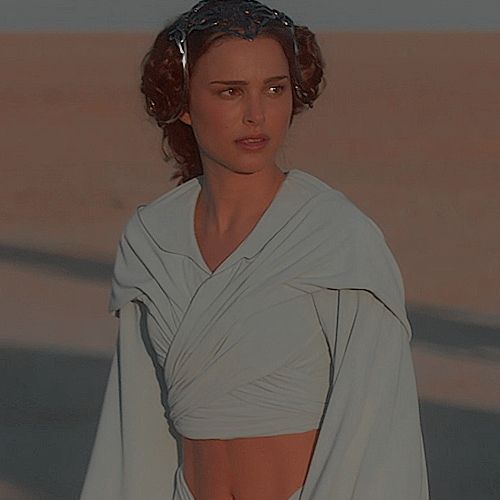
<box><xmin>159</xmin><ymin>0</ymin><xmax>312</xmax><ymax>124</ymax></box>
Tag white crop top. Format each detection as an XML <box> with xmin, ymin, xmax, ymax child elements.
<box><xmin>138</xmin><ymin>290</ymin><xmax>331</xmax><ymax>439</ymax></box>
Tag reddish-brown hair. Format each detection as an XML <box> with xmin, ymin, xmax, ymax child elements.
<box><xmin>140</xmin><ymin>12</ymin><xmax>326</xmax><ymax>186</ymax></box>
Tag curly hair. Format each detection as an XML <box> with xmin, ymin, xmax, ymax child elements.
<box><xmin>140</xmin><ymin>4</ymin><xmax>327</xmax><ymax>186</ymax></box>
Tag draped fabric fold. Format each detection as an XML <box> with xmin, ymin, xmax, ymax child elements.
<box><xmin>305</xmin><ymin>288</ymin><xmax>429</xmax><ymax>499</ymax></box>
<box><xmin>80</xmin><ymin>301</ymin><xmax>179</xmax><ymax>500</ymax></box>
<box><xmin>80</xmin><ymin>169</ymin><xmax>429</xmax><ymax>499</ymax></box>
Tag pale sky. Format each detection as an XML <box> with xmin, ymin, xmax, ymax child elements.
<box><xmin>1</xmin><ymin>0</ymin><xmax>499</xmax><ymax>31</ymax></box>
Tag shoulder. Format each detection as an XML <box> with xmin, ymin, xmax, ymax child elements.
<box><xmin>299</xmin><ymin>171</ymin><xmax>402</xmax><ymax>290</ymax></box>
<box><xmin>294</xmin><ymin>169</ymin><xmax>387</xmax><ymax>243</ymax></box>
<box><xmin>295</xmin><ymin>171</ymin><xmax>411</xmax><ymax>338</ymax></box>
<box><xmin>137</xmin><ymin>175</ymin><xmax>199</xmax><ymax>218</ymax></box>
<box><xmin>118</xmin><ymin>175</ymin><xmax>200</xmax><ymax>247</ymax></box>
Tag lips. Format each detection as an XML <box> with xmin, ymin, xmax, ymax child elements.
<box><xmin>235</xmin><ymin>135</ymin><xmax>270</xmax><ymax>151</ymax></box>
<box><xmin>235</xmin><ymin>134</ymin><xmax>269</xmax><ymax>142</ymax></box>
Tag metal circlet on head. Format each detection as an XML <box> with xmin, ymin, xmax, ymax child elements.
<box><xmin>153</xmin><ymin>0</ymin><xmax>313</xmax><ymax>125</ymax></box>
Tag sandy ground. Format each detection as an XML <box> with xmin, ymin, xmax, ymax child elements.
<box><xmin>1</xmin><ymin>32</ymin><xmax>499</xmax><ymax>499</ymax></box>
<box><xmin>1</xmin><ymin>32</ymin><xmax>499</xmax><ymax>316</ymax></box>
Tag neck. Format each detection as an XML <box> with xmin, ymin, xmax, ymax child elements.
<box><xmin>196</xmin><ymin>166</ymin><xmax>287</xmax><ymax>235</ymax></box>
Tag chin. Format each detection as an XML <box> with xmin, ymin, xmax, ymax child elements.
<box><xmin>233</xmin><ymin>161</ymin><xmax>277</xmax><ymax>175</ymax></box>
<box><xmin>234</xmin><ymin>151</ymin><xmax>278</xmax><ymax>167</ymax></box>
<box><xmin>201</xmin><ymin>150</ymin><xmax>279</xmax><ymax>175</ymax></box>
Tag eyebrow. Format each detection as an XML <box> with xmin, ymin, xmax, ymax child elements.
<box><xmin>209</xmin><ymin>75</ymin><xmax>289</xmax><ymax>85</ymax></box>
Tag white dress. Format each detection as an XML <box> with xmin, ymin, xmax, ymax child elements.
<box><xmin>80</xmin><ymin>169</ymin><xmax>429</xmax><ymax>499</ymax></box>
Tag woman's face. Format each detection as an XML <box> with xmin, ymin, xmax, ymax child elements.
<box><xmin>179</xmin><ymin>35</ymin><xmax>293</xmax><ymax>176</ymax></box>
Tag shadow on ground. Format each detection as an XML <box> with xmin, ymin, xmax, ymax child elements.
<box><xmin>0</xmin><ymin>349</ymin><xmax>108</xmax><ymax>500</ymax></box>
<box><xmin>1</xmin><ymin>321</ymin><xmax>499</xmax><ymax>499</ymax></box>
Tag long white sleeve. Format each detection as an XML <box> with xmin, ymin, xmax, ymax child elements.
<box><xmin>79</xmin><ymin>301</ymin><xmax>179</xmax><ymax>500</ymax></box>
<box><xmin>302</xmin><ymin>288</ymin><xmax>429</xmax><ymax>499</ymax></box>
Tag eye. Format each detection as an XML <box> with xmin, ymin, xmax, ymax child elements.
<box><xmin>220</xmin><ymin>87</ymin><xmax>240</xmax><ymax>97</ymax></box>
<box><xmin>269</xmin><ymin>85</ymin><xmax>286</xmax><ymax>95</ymax></box>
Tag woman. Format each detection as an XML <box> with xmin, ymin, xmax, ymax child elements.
<box><xmin>80</xmin><ymin>1</ymin><xmax>429</xmax><ymax>499</ymax></box>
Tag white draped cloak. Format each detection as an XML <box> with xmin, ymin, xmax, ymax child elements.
<box><xmin>79</xmin><ymin>169</ymin><xmax>429</xmax><ymax>499</ymax></box>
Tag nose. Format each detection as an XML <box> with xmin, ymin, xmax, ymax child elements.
<box><xmin>243</xmin><ymin>92</ymin><xmax>265</xmax><ymax>126</ymax></box>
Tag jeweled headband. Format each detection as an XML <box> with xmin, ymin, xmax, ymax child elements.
<box><xmin>162</xmin><ymin>0</ymin><xmax>312</xmax><ymax>124</ymax></box>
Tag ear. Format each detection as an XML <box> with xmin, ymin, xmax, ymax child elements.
<box><xmin>179</xmin><ymin>110</ymin><xmax>192</xmax><ymax>126</ymax></box>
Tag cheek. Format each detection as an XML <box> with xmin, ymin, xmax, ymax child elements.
<box><xmin>190</xmin><ymin>104</ymin><xmax>237</xmax><ymax>153</ymax></box>
<box><xmin>191</xmin><ymin>98</ymin><xmax>238</xmax><ymax>134</ymax></box>
<box><xmin>269</xmin><ymin>100</ymin><xmax>293</xmax><ymax>131</ymax></box>
<box><xmin>269</xmin><ymin>93</ymin><xmax>293</xmax><ymax>118</ymax></box>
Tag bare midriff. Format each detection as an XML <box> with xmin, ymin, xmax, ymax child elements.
<box><xmin>182</xmin><ymin>428</ymin><xmax>320</xmax><ymax>500</ymax></box>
